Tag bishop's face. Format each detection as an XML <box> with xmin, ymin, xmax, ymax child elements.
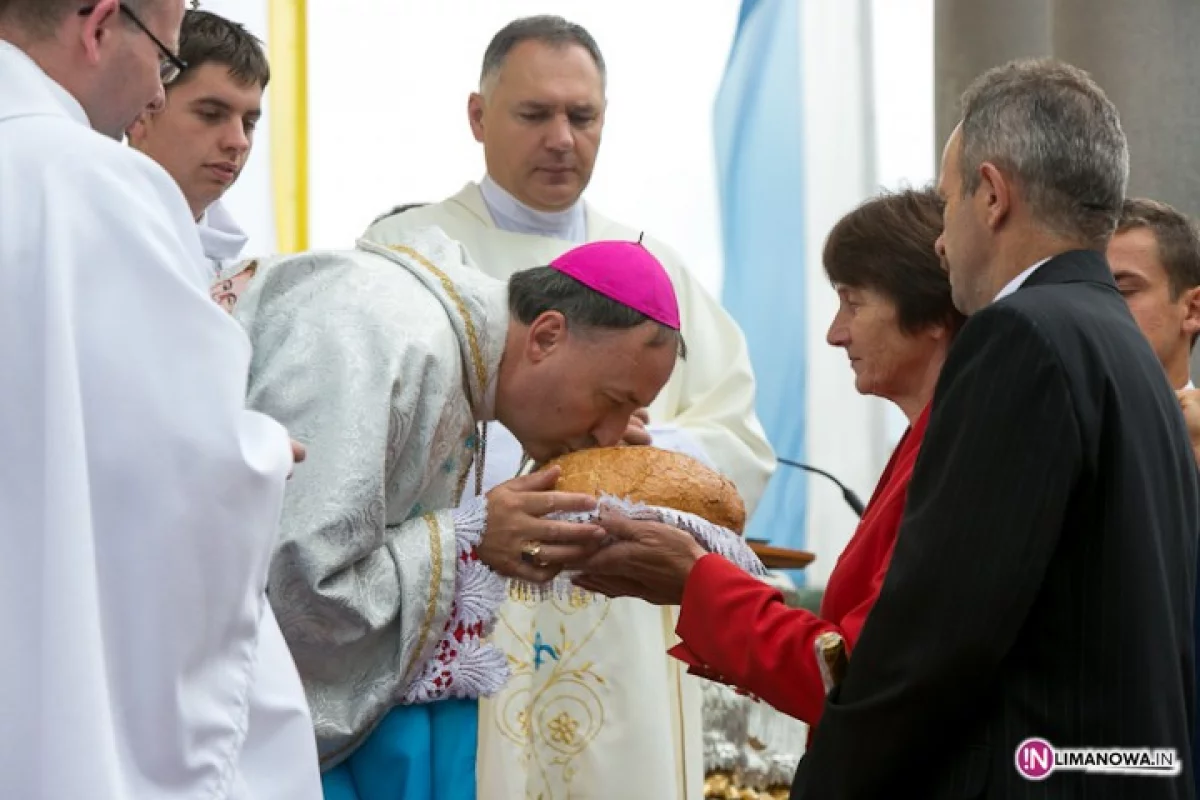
<box><xmin>499</xmin><ymin>316</ymin><xmax>676</xmax><ymax>463</ymax></box>
<box><xmin>468</xmin><ymin>40</ymin><xmax>605</xmax><ymax>213</ymax></box>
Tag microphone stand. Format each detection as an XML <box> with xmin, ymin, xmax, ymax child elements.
<box><xmin>776</xmin><ymin>457</ymin><xmax>865</xmax><ymax>518</ymax></box>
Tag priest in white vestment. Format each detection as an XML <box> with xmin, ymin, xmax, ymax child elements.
<box><xmin>199</xmin><ymin>198</ymin><xmax>251</xmax><ymax>270</ymax></box>
<box><xmin>126</xmin><ymin>11</ymin><xmax>321</xmax><ymax>797</ymax></box>
<box><xmin>0</xmin><ymin>2</ymin><xmax>319</xmax><ymax>798</ymax></box>
<box><xmin>364</xmin><ymin>15</ymin><xmax>775</xmax><ymax>799</ymax></box>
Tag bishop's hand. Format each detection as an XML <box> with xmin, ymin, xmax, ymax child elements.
<box><xmin>477</xmin><ymin>467</ymin><xmax>607</xmax><ymax>584</ymax></box>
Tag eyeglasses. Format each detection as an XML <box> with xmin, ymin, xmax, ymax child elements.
<box><xmin>79</xmin><ymin>3</ymin><xmax>188</xmax><ymax>84</ymax></box>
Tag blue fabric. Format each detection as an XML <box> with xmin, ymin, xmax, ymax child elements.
<box><xmin>714</xmin><ymin>0</ymin><xmax>809</xmax><ymax>562</ymax></box>
<box><xmin>321</xmin><ymin>700</ymin><xmax>478</xmax><ymax>800</ymax></box>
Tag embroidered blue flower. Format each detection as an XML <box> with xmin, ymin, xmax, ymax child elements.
<box><xmin>533</xmin><ymin>631</ymin><xmax>559</xmax><ymax>671</ymax></box>
<box><xmin>442</xmin><ymin>458</ymin><xmax>456</xmax><ymax>474</ymax></box>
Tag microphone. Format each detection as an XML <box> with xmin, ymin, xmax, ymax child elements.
<box><xmin>776</xmin><ymin>457</ymin><xmax>866</xmax><ymax>518</ymax></box>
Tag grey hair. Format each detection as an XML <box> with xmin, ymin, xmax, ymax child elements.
<box><xmin>508</xmin><ymin>266</ymin><xmax>686</xmax><ymax>358</ymax></box>
<box><xmin>479</xmin><ymin>15</ymin><xmax>606</xmax><ymax>95</ymax></box>
<box><xmin>958</xmin><ymin>58</ymin><xmax>1129</xmax><ymax>248</ymax></box>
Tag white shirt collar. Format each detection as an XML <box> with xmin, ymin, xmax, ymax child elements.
<box><xmin>478</xmin><ymin>174</ymin><xmax>586</xmax><ymax>243</ymax></box>
<box><xmin>196</xmin><ymin>200</ymin><xmax>248</xmax><ymax>277</ymax></box>
<box><xmin>993</xmin><ymin>257</ymin><xmax>1053</xmax><ymax>304</ymax></box>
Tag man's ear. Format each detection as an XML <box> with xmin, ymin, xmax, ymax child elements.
<box><xmin>77</xmin><ymin>0</ymin><xmax>121</xmax><ymax>65</ymax></box>
<box><xmin>125</xmin><ymin>111</ymin><xmax>151</xmax><ymax>147</ymax></box>
<box><xmin>977</xmin><ymin>161</ymin><xmax>1012</xmax><ymax>232</ymax></box>
<box><xmin>467</xmin><ymin>92</ymin><xmax>486</xmax><ymax>144</ymax></box>
<box><xmin>1180</xmin><ymin>285</ymin><xmax>1200</xmax><ymax>347</ymax></box>
<box><xmin>525</xmin><ymin>311</ymin><xmax>568</xmax><ymax>364</ymax></box>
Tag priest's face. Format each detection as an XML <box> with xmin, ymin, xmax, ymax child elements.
<box><xmin>501</xmin><ymin>316</ymin><xmax>676</xmax><ymax>462</ymax></box>
<box><xmin>127</xmin><ymin>63</ymin><xmax>263</xmax><ymax>220</ymax></box>
<box><xmin>77</xmin><ymin>0</ymin><xmax>186</xmax><ymax>139</ymax></box>
<box><xmin>469</xmin><ymin>40</ymin><xmax>606</xmax><ymax>213</ymax></box>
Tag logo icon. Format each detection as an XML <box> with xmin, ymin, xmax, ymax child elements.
<box><xmin>1014</xmin><ymin>738</ymin><xmax>1180</xmax><ymax>779</ymax></box>
<box><xmin>1015</xmin><ymin>737</ymin><xmax>1055</xmax><ymax>781</ymax></box>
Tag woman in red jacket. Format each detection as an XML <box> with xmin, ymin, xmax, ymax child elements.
<box><xmin>573</xmin><ymin>187</ymin><xmax>964</xmax><ymax>728</ymax></box>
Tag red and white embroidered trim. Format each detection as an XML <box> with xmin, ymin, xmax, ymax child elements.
<box><xmin>401</xmin><ymin>500</ymin><xmax>508</xmax><ymax>704</ymax></box>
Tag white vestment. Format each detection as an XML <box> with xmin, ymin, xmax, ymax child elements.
<box><xmin>365</xmin><ymin>183</ymin><xmax>775</xmax><ymax>799</ymax></box>
<box><xmin>198</xmin><ymin>198</ymin><xmax>250</xmax><ymax>278</ymax></box>
<box><xmin>194</xmin><ymin>208</ymin><xmax>321</xmax><ymax>799</ymax></box>
<box><xmin>225</xmin><ymin>233</ymin><xmax>511</xmax><ymax>767</ymax></box>
<box><xmin>0</xmin><ymin>40</ymin><xmax>319</xmax><ymax>799</ymax></box>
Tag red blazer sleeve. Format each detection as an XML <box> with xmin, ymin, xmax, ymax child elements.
<box><xmin>671</xmin><ymin>548</ymin><xmax>896</xmax><ymax>726</ymax></box>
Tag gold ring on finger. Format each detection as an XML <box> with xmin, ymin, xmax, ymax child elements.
<box><xmin>520</xmin><ymin>541</ymin><xmax>546</xmax><ymax>567</ymax></box>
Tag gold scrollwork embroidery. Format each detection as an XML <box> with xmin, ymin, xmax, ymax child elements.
<box><xmin>385</xmin><ymin>244</ymin><xmax>489</xmax><ymax>498</ymax></box>
<box><xmin>507</xmin><ymin>583</ymin><xmax>598</xmax><ymax>611</ymax></box>
<box><xmin>399</xmin><ymin>513</ymin><xmax>445</xmax><ymax>685</ymax></box>
<box><xmin>492</xmin><ymin>608</ymin><xmax>613</xmax><ymax>797</ymax></box>
<box><xmin>386</xmin><ymin>244</ymin><xmax>487</xmax><ymax>398</ymax></box>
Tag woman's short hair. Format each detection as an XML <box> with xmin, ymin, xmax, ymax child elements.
<box><xmin>823</xmin><ymin>187</ymin><xmax>965</xmax><ymax>335</ymax></box>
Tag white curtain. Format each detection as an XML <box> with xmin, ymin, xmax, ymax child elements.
<box><xmin>800</xmin><ymin>0</ymin><xmax>934</xmax><ymax>586</ymax></box>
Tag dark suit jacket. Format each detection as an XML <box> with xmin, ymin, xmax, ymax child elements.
<box><xmin>791</xmin><ymin>250</ymin><xmax>1199</xmax><ymax>799</ymax></box>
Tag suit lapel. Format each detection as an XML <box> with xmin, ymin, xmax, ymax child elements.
<box><xmin>1019</xmin><ymin>248</ymin><xmax>1116</xmax><ymax>292</ymax></box>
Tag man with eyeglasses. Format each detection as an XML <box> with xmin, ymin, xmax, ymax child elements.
<box><xmin>0</xmin><ymin>2</ymin><xmax>321</xmax><ymax>798</ymax></box>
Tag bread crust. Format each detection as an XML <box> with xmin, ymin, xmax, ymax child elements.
<box><xmin>541</xmin><ymin>446</ymin><xmax>747</xmax><ymax>534</ymax></box>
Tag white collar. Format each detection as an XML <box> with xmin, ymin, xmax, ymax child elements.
<box><xmin>478</xmin><ymin>174</ymin><xmax>586</xmax><ymax>243</ymax></box>
<box><xmin>993</xmin><ymin>257</ymin><xmax>1053</xmax><ymax>304</ymax></box>
<box><xmin>197</xmin><ymin>200</ymin><xmax>248</xmax><ymax>275</ymax></box>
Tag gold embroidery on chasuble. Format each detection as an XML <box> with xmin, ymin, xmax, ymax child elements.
<box><xmin>319</xmin><ymin>510</ymin><xmax>449</xmax><ymax>769</ymax></box>
<box><xmin>387</xmin><ymin>244</ymin><xmax>489</xmax><ymax>500</ymax></box>
<box><xmin>492</xmin><ymin>593</ymin><xmax>616</xmax><ymax>795</ymax></box>
<box><xmin>388</xmin><ymin>244</ymin><xmax>488</xmax><ymax>390</ymax></box>
<box><xmin>398</xmin><ymin>513</ymin><xmax>445</xmax><ymax>686</ymax></box>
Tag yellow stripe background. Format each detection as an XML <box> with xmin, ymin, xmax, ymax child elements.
<box><xmin>267</xmin><ymin>0</ymin><xmax>309</xmax><ymax>253</ymax></box>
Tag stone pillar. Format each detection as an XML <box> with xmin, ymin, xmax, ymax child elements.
<box><xmin>934</xmin><ymin>0</ymin><xmax>1200</xmax><ymax>377</ymax></box>
<box><xmin>934</xmin><ymin>0</ymin><xmax>1051</xmax><ymax>149</ymax></box>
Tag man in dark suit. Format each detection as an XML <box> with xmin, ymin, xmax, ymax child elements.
<box><xmin>791</xmin><ymin>58</ymin><xmax>1199</xmax><ymax>799</ymax></box>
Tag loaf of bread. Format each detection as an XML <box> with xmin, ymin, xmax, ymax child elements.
<box><xmin>541</xmin><ymin>445</ymin><xmax>747</xmax><ymax>534</ymax></box>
